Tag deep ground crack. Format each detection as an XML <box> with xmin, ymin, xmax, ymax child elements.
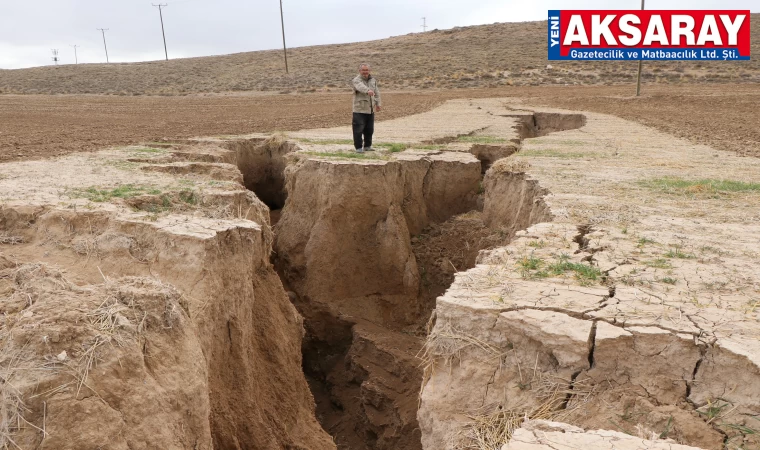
<box><xmin>587</xmin><ymin>320</ymin><xmax>598</xmax><ymax>369</ymax></box>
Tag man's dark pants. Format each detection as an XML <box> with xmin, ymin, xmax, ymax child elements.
<box><xmin>352</xmin><ymin>112</ymin><xmax>374</xmax><ymax>150</ymax></box>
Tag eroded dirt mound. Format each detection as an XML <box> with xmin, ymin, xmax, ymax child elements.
<box><xmin>1</xmin><ymin>265</ymin><xmax>212</xmax><ymax>449</ymax></box>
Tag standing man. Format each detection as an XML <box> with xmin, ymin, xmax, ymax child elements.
<box><xmin>352</xmin><ymin>63</ymin><xmax>382</xmax><ymax>153</ymax></box>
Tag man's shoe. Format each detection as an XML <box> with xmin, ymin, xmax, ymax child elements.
<box><xmin>356</xmin><ymin>148</ymin><xmax>364</xmax><ymax>153</ymax></box>
<box><xmin>364</xmin><ymin>146</ymin><xmax>375</xmax><ymax>152</ymax></box>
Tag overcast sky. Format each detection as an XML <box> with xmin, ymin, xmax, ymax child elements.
<box><xmin>1</xmin><ymin>0</ymin><xmax>757</xmax><ymax>69</ymax></box>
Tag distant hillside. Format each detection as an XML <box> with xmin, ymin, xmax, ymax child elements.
<box><xmin>1</xmin><ymin>15</ymin><xmax>757</xmax><ymax>95</ymax></box>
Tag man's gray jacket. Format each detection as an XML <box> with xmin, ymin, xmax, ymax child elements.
<box><xmin>352</xmin><ymin>74</ymin><xmax>382</xmax><ymax>114</ymax></box>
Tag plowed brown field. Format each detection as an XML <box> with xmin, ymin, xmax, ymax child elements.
<box><xmin>1</xmin><ymin>84</ymin><xmax>758</xmax><ymax>163</ymax></box>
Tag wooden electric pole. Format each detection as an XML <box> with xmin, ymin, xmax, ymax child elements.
<box><xmin>636</xmin><ymin>0</ymin><xmax>645</xmax><ymax>96</ymax></box>
<box><xmin>97</xmin><ymin>28</ymin><xmax>110</xmax><ymax>63</ymax></box>
<box><xmin>70</xmin><ymin>45</ymin><xmax>80</xmax><ymax>64</ymax></box>
<box><xmin>152</xmin><ymin>3</ymin><xmax>169</xmax><ymax>61</ymax></box>
<box><xmin>279</xmin><ymin>0</ymin><xmax>289</xmax><ymax>73</ymax></box>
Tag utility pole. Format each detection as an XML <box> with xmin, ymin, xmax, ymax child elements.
<box><xmin>279</xmin><ymin>0</ymin><xmax>289</xmax><ymax>73</ymax></box>
<box><xmin>51</xmin><ymin>49</ymin><xmax>59</xmax><ymax>65</ymax></box>
<box><xmin>70</xmin><ymin>45</ymin><xmax>80</xmax><ymax>64</ymax></box>
<box><xmin>152</xmin><ymin>3</ymin><xmax>169</xmax><ymax>61</ymax></box>
<box><xmin>97</xmin><ymin>28</ymin><xmax>110</xmax><ymax>63</ymax></box>
<box><xmin>635</xmin><ymin>0</ymin><xmax>645</xmax><ymax>96</ymax></box>
<box><xmin>421</xmin><ymin>17</ymin><xmax>427</xmax><ymax>32</ymax></box>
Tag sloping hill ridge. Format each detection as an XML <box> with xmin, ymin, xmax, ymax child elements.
<box><xmin>0</xmin><ymin>16</ymin><xmax>758</xmax><ymax>95</ymax></box>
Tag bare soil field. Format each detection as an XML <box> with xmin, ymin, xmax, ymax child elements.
<box><xmin>1</xmin><ymin>84</ymin><xmax>758</xmax><ymax>164</ymax></box>
<box><xmin>3</xmin><ymin>98</ymin><xmax>759</xmax><ymax>450</ymax></box>
<box><xmin>0</xmin><ymin>14</ymin><xmax>757</xmax><ymax>95</ymax></box>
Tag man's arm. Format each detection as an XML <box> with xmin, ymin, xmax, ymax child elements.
<box><xmin>352</xmin><ymin>77</ymin><xmax>370</xmax><ymax>94</ymax></box>
<box><xmin>374</xmin><ymin>81</ymin><xmax>382</xmax><ymax>106</ymax></box>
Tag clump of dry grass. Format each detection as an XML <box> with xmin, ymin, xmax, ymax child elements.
<box><xmin>455</xmin><ymin>373</ymin><xmax>594</xmax><ymax>449</ymax></box>
<box><xmin>457</xmin><ymin>406</ymin><xmax>524</xmax><ymax>450</ymax></box>
<box><xmin>0</xmin><ymin>338</ymin><xmax>27</xmax><ymax>450</ymax></box>
<box><xmin>418</xmin><ymin>321</ymin><xmax>506</xmax><ymax>410</ymax></box>
<box><xmin>263</xmin><ymin>133</ymin><xmax>288</xmax><ymax>152</ymax></box>
<box><xmin>419</xmin><ymin>321</ymin><xmax>503</xmax><ymax>375</ymax></box>
<box><xmin>0</xmin><ymin>235</ymin><xmax>23</xmax><ymax>245</ymax></box>
<box><xmin>491</xmin><ymin>158</ymin><xmax>531</xmax><ymax>174</ymax></box>
<box><xmin>0</xmin><ymin>264</ymin><xmax>188</xmax><ymax>446</ymax></box>
<box><xmin>88</xmin><ymin>296</ymin><xmax>131</xmax><ymax>338</ymax></box>
<box><xmin>420</xmin><ymin>319</ymin><xmax>596</xmax><ymax>449</ymax></box>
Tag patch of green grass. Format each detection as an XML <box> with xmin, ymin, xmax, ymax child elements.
<box><xmin>645</xmin><ymin>258</ymin><xmax>673</xmax><ymax>269</ymax></box>
<box><xmin>700</xmin><ymin>245</ymin><xmax>728</xmax><ymax>256</ymax></box>
<box><xmin>527</xmin><ymin>240</ymin><xmax>546</xmax><ymax>248</ymax></box>
<box><xmin>702</xmin><ymin>281</ymin><xmax>729</xmax><ymax>291</ymax></box>
<box><xmin>659</xmin><ymin>277</ymin><xmax>678</xmax><ymax>285</ymax></box>
<box><xmin>68</xmin><ymin>184</ymin><xmax>162</xmax><ymax>202</ymax></box>
<box><xmin>659</xmin><ymin>416</ymin><xmax>674</xmax><ymax>439</ymax></box>
<box><xmin>300</xmin><ymin>151</ymin><xmax>389</xmax><ymax>161</ymax></box>
<box><xmin>107</xmin><ymin>160</ymin><xmax>140</xmax><ymax>171</ymax></box>
<box><xmin>531</xmin><ymin>139</ymin><xmax>586</xmax><ymax>146</ymax></box>
<box><xmin>178</xmin><ymin>189</ymin><xmax>198</xmax><ymax>205</ymax></box>
<box><xmin>545</xmin><ymin>255</ymin><xmax>602</xmax><ymax>285</ymax></box>
<box><xmin>619</xmin><ymin>407</ymin><xmax>647</xmax><ymax>425</ymax></box>
<box><xmin>637</xmin><ymin>237</ymin><xmax>657</xmax><ymax>247</ymax></box>
<box><xmin>375</xmin><ymin>142</ymin><xmax>410</xmax><ymax>153</ymax></box>
<box><xmin>697</xmin><ymin>400</ymin><xmax>730</xmax><ymax>421</ymax></box>
<box><xmin>298</xmin><ymin>138</ymin><xmax>354</xmax><ymax>145</ymax></box>
<box><xmin>414</xmin><ymin>144</ymin><xmax>445</xmax><ymax>150</ymax></box>
<box><xmin>607</xmin><ymin>419</ymin><xmax>635</xmax><ymax>436</ymax></box>
<box><xmin>520</xmin><ymin>149</ymin><xmax>592</xmax><ymax>158</ymax></box>
<box><xmin>518</xmin><ymin>254</ymin><xmax>602</xmax><ymax>285</ymax></box>
<box><xmin>664</xmin><ymin>246</ymin><xmax>695</xmax><ymax>259</ymax></box>
<box><xmin>724</xmin><ymin>423</ymin><xmax>758</xmax><ymax>435</ymax></box>
<box><xmin>641</xmin><ymin>177</ymin><xmax>760</xmax><ymax>196</ymax></box>
<box><xmin>456</xmin><ymin>135</ymin><xmax>508</xmax><ymax>144</ymax></box>
<box><xmin>129</xmin><ymin>147</ymin><xmax>165</xmax><ymax>154</ymax></box>
<box><xmin>518</xmin><ymin>255</ymin><xmax>544</xmax><ymax>272</ymax></box>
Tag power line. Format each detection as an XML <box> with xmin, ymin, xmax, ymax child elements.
<box><xmin>51</xmin><ymin>49</ymin><xmax>59</xmax><ymax>66</ymax></box>
<box><xmin>97</xmin><ymin>28</ymin><xmax>110</xmax><ymax>63</ymax></box>
<box><xmin>152</xmin><ymin>3</ymin><xmax>169</xmax><ymax>61</ymax></box>
<box><xmin>279</xmin><ymin>0</ymin><xmax>288</xmax><ymax>73</ymax></box>
<box><xmin>70</xmin><ymin>45</ymin><xmax>80</xmax><ymax>65</ymax></box>
<box><xmin>636</xmin><ymin>0</ymin><xmax>645</xmax><ymax>96</ymax></box>
<box><xmin>421</xmin><ymin>17</ymin><xmax>427</xmax><ymax>32</ymax></box>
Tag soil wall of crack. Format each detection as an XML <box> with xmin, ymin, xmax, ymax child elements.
<box><xmin>271</xmin><ymin>149</ymin><xmax>553</xmax><ymax>449</ymax></box>
<box><xmin>505</xmin><ymin>112</ymin><xmax>587</xmax><ymax>139</ymax></box>
<box><xmin>224</xmin><ymin>136</ymin><xmax>298</xmax><ymax>209</ymax></box>
<box><xmin>0</xmin><ymin>206</ymin><xmax>333</xmax><ymax>450</ymax></box>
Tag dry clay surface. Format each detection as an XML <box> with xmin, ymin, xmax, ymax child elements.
<box><xmin>504</xmin><ymin>420</ymin><xmax>704</xmax><ymax>450</ymax></box>
<box><xmin>1</xmin><ymin>96</ymin><xmax>758</xmax><ymax>449</ymax></box>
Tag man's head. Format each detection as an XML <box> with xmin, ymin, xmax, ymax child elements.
<box><xmin>359</xmin><ymin>63</ymin><xmax>371</xmax><ymax>78</ymax></box>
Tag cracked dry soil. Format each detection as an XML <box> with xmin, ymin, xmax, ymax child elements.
<box><xmin>1</xmin><ymin>98</ymin><xmax>758</xmax><ymax>450</ymax></box>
